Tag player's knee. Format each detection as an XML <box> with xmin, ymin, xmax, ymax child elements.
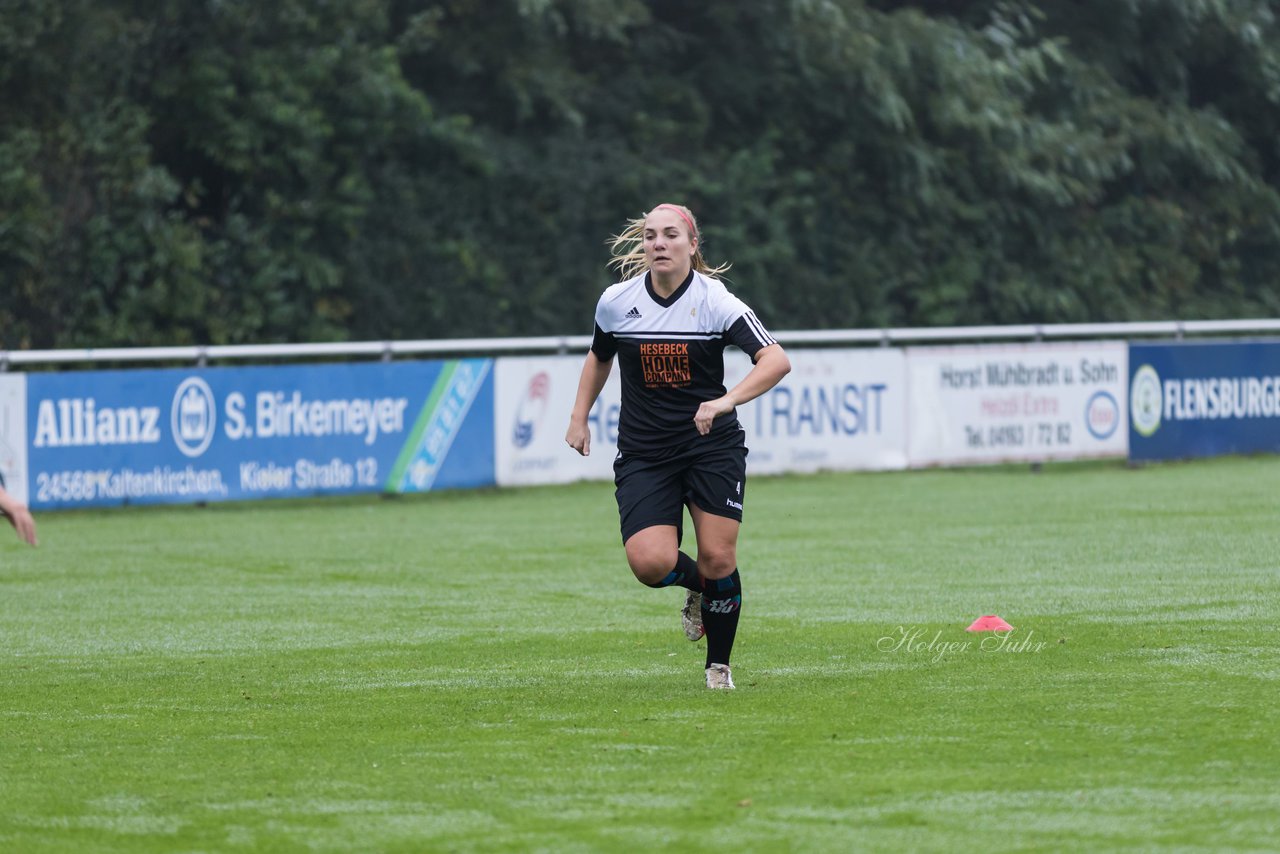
<box><xmin>625</xmin><ymin>546</ymin><xmax>675</xmax><ymax>585</ymax></box>
<box><xmin>697</xmin><ymin>549</ymin><xmax>736</xmax><ymax>581</ymax></box>
<box><xmin>628</xmin><ymin>560</ymin><xmax>671</xmax><ymax>586</ymax></box>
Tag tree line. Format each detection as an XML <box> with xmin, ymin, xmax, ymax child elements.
<box><xmin>3</xmin><ymin>0</ymin><xmax>1278</xmax><ymax>349</ymax></box>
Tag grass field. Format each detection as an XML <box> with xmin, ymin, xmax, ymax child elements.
<box><xmin>2</xmin><ymin>456</ymin><xmax>1279</xmax><ymax>852</ymax></box>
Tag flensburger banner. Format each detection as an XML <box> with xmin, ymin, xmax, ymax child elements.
<box><xmin>25</xmin><ymin>360</ymin><xmax>494</xmax><ymax>509</ymax></box>
<box><xmin>1129</xmin><ymin>340</ymin><xmax>1280</xmax><ymax>461</ymax></box>
<box><xmin>907</xmin><ymin>342</ymin><xmax>1128</xmax><ymax>466</ymax></box>
<box><xmin>0</xmin><ymin>373</ymin><xmax>29</xmax><ymax>505</ymax></box>
<box><xmin>494</xmin><ymin>348</ymin><xmax>908</xmax><ymax>486</ymax></box>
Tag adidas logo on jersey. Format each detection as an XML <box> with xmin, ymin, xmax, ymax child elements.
<box><xmin>625</xmin><ymin>306</ymin><xmax>642</xmax><ymax>319</ymax></box>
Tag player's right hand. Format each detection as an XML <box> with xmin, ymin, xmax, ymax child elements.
<box><xmin>565</xmin><ymin>421</ymin><xmax>591</xmax><ymax>456</ymax></box>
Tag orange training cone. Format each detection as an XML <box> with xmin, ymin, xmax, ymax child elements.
<box><xmin>966</xmin><ymin>615</ymin><xmax>1014</xmax><ymax>632</ymax></box>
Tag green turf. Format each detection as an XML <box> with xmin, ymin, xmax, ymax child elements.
<box><xmin>2</xmin><ymin>456</ymin><xmax>1278</xmax><ymax>852</ymax></box>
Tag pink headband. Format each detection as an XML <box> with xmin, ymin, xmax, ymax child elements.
<box><xmin>655</xmin><ymin>204</ymin><xmax>698</xmax><ymax>239</ymax></box>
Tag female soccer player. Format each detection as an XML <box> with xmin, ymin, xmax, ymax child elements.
<box><xmin>565</xmin><ymin>203</ymin><xmax>790</xmax><ymax>689</ymax></box>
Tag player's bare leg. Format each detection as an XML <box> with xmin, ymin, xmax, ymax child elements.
<box><xmin>624</xmin><ymin>524</ymin><xmax>705</xmax><ymax>639</ymax></box>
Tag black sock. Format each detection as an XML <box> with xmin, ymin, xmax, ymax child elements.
<box><xmin>643</xmin><ymin>551</ymin><xmax>702</xmax><ymax>591</ymax></box>
<box><xmin>701</xmin><ymin>569</ymin><xmax>742</xmax><ymax>667</ymax></box>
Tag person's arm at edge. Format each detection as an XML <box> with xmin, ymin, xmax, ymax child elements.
<box><xmin>0</xmin><ymin>487</ymin><xmax>38</xmax><ymax>546</ymax></box>
<box><xmin>566</xmin><ymin>353</ymin><xmax>615</xmax><ymax>456</ymax></box>
<box><xmin>693</xmin><ymin>343</ymin><xmax>791</xmax><ymax>435</ymax></box>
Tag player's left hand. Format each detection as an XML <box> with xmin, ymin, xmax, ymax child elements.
<box><xmin>693</xmin><ymin>395</ymin><xmax>735</xmax><ymax>436</ymax></box>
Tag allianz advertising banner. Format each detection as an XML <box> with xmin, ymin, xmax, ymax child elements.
<box><xmin>25</xmin><ymin>360</ymin><xmax>494</xmax><ymax>510</ymax></box>
<box><xmin>907</xmin><ymin>342</ymin><xmax>1129</xmax><ymax>466</ymax></box>
<box><xmin>494</xmin><ymin>348</ymin><xmax>908</xmax><ymax>487</ymax></box>
<box><xmin>1129</xmin><ymin>340</ymin><xmax>1280</xmax><ymax>461</ymax></box>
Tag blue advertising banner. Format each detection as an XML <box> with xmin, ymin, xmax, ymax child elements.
<box><xmin>26</xmin><ymin>360</ymin><xmax>494</xmax><ymax>509</ymax></box>
<box><xmin>1129</xmin><ymin>340</ymin><xmax>1280</xmax><ymax>461</ymax></box>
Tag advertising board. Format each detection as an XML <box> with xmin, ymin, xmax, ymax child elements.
<box><xmin>1129</xmin><ymin>340</ymin><xmax>1280</xmax><ymax>461</ymax></box>
<box><xmin>907</xmin><ymin>343</ymin><xmax>1128</xmax><ymax>466</ymax></box>
<box><xmin>495</xmin><ymin>348</ymin><xmax>908</xmax><ymax>486</ymax></box>
<box><xmin>0</xmin><ymin>374</ymin><xmax>28</xmax><ymax>504</ymax></box>
<box><xmin>25</xmin><ymin>360</ymin><xmax>494</xmax><ymax>509</ymax></box>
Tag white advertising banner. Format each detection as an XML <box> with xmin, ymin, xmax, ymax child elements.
<box><xmin>0</xmin><ymin>373</ymin><xmax>29</xmax><ymax>504</ymax></box>
<box><xmin>726</xmin><ymin>347</ymin><xmax>908</xmax><ymax>474</ymax></box>
<box><xmin>495</xmin><ymin>348</ymin><xmax>908</xmax><ymax>487</ymax></box>
<box><xmin>495</xmin><ymin>355</ymin><xmax>621</xmax><ymax>486</ymax></box>
<box><xmin>906</xmin><ymin>342</ymin><xmax>1128</xmax><ymax>467</ymax></box>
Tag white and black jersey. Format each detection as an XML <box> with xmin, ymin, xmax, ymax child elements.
<box><xmin>591</xmin><ymin>269</ymin><xmax>777</xmax><ymax>457</ymax></box>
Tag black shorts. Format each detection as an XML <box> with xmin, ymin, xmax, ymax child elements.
<box><xmin>613</xmin><ymin>431</ymin><xmax>748</xmax><ymax>544</ymax></box>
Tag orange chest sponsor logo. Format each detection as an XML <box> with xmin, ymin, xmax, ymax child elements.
<box><xmin>639</xmin><ymin>342</ymin><xmax>692</xmax><ymax>387</ymax></box>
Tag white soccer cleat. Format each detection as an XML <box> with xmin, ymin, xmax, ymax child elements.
<box><xmin>681</xmin><ymin>591</ymin><xmax>705</xmax><ymax>641</ymax></box>
<box><xmin>705</xmin><ymin>663</ymin><xmax>735</xmax><ymax>690</ymax></box>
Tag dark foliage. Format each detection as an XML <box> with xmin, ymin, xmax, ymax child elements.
<box><xmin>3</xmin><ymin>0</ymin><xmax>1278</xmax><ymax>348</ymax></box>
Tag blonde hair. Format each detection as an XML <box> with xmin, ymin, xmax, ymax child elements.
<box><xmin>607</xmin><ymin>204</ymin><xmax>731</xmax><ymax>282</ymax></box>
